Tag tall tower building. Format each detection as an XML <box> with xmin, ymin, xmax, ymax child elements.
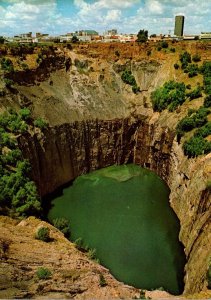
<box><xmin>174</xmin><ymin>16</ymin><xmax>185</xmax><ymax>37</ymax></box>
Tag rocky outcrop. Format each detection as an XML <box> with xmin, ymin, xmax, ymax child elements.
<box><xmin>0</xmin><ymin>216</ymin><xmax>141</xmax><ymax>299</ymax></box>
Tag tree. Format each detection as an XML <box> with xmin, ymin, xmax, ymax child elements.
<box><xmin>0</xmin><ymin>36</ymin><xmax>5</xmax><ymax>44</ymax></box>
<box><xmin>137</xmin><ymin>29</ymin><xmax>148</xmax><ymax>43</ymax></box>
<box><xmin>71</xmin><ymin>36</ymin><xmax>79</xmax><ymax>43</ymax></box>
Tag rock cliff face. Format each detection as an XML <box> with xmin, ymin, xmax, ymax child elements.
<box><xmin>2</xmin><ymin>44</ymin><xmax>210</xmax><ymax>296</ymax></box>
<box><xmin>18</xmin><ymin>116</ymin><xmax>210</xmax><ymax>295</ymax></box>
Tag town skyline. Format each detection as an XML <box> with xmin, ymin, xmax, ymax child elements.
<box><xmin>0</xmin><ymin>0</ymin><xmax>211</xmax><ymax>37</ymax></box>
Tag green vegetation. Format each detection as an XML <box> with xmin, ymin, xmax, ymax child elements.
<box><xmin>34</xmin><ymin>117</ymin><xmax>48</xmax><ymax>129</ymax></box>
<box><xmin>179</xmin><ymin>51</ymin><xmax>191</xmax><ymax>70</ymax></box>
<box><xmin>74</xmin><ymin>237</ymin><xmax>83</xmax><ymax>250</ymax></box>
<box><xmin>206</xmin><ymin>181</ymin><xmax>211</xmax><ymax>191</ymax></box>
<box><xmin>52</xmin><ymin>218</ymin><xmax>70</xmax><ymax>238</ymax></box>
<box><xmin>0</xmin><ymin>57</ymin><xmax>14</xmax><ymax>72</ymax></box>
<box><xmin>186</xmin><ymin>85</ymin><xmax>202</xmax><ymax>100</ymax></box>
<box><xmin>4</xmin><ymin>78</ymin><xmax>14</xmax><ymax>88</ymax></box>
<box><xmin>35</xmin><ymin>227</ymin><xmax>50</xmax><ymax>242</ymax></box>
<box><xmin>194</xmin><ymin>122</ymin><xmax>211</xmax><ymax>138</ymax></box>
<box><xmin>36</xmin><ymin>267</ymin><xmax>52</xmax><ymax>280</ymax></box>
<box><xmin>204</xmin><ymin>95</ymin><xmax>211</xmax><ymax>108</ymax></box>
<box><xmin>183</xmin><ymin>136</ymin><xmax>211</xmax><ymax>158</ymax></box>
<box><xmin>121</xmin><ymin>70</ymin><xmax>140</xmax><ymax>94</ymax></box>
<box><xmin>186</xmin><ymin>64</ymin><xmax>199</xmax><ymax>78</ymax></box>
<box><xmin>0</xmin><ymin>108</ymin><xmax>41</xmax><ymax>216</ymax></box>
<box><xmin>170</xmin><ymin>47</ymin><xmax>176</xmax><ymax>53</ymax></box>
<box><xmin>201</xmin><ymin>61</ymin><xmax>211</xmax><ymax>95</ymax></box>
<box><xmin>161</xmin><ymin>41</ymin><xmax>168</xmax><ymax>48</ymax></box>
<box><xmin>192</xmin><ymin>54</ymin><xmax>201</xmax><ymax>62</ymax></box>
<box><xmin>176</xmin><ymin>107</ymin><xmax>209</xmax><ymax>137</ymax></box>
<box><xmin>137</xmin><ymin>29</ymin><xmax>148</xmax><ymax>43</ymax></box>
<box><xmin>176</xmin><ymin>108</ymin><xmax>211</xmax><ymax>157</ymax></box>
<box><xmin>207</xmin><ymin>263</ymin><xmax>211</xmax><ymax>289</ymax></box>
<box><xmin>0</xmin><ymin>36</ymin><xmax>5</xmax><ymax>44</ymax></box>
<box><xmin>151</xmin><ymin>80</ymin><xmax>186</xmax><ymax>112</ymax></box>
<box><xmin>99</xmin><ymin>274</ymin><xmax>107</xmax><ymax>287</ymax></box>
<box><xmin>151</xmin><ymin>52</ymin><xmax>211</xmax><ymax>158</ymax></box>
<box><xmin>71</xmin><ymin>36</ymin><xmax>79</xmax><ymax>43</ymax></box>
<box><xmin>74</xmin><ymin>237</ymin><xmax>98</xmax><ymax>261</ymax></box>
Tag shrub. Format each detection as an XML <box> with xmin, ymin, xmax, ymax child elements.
<box><xmin>147</xmin><ymin>50</ymin><xmax>151</xmax><ymax>56</ymax></box>
<box><xmin>192</xmin><ymin>54</ymin><xmax>201</xmax><ymax>62</ymax></box>
<box><xmin>132</xmin><ymin>85</ymin><xmax>140</xmax><ymax>94</ymax></box>
<box><xmin>35</xmin><ymin>227</ymin><xmax>50</xmax><ymax>242</ymax></box>
<box><xmin>176</xmin><ymin>107</ymin><xmax>209</xmax><ymax>137</ymax></box>
<box><xmin>174</xmin><ymin>63</ymin><xmax>179</xmax><ymax>70</ymax></box>
<box><xmin>36</xmin><ymin>267</ymin><xmax>52</xmax><ymax>280</ymax></box>
<box><xmin>19</xmin><ymin>108</ymin><xmax>31</xmax><ymax>121</ymax></box>
<box><xmin>0</xmin><ymin>57</ymin><xmax>14</xmax><ymax>72</ymax></box>
<box><xmin>194</xmin><ymin>122</ymin><xmax>211</xmax><ymax>138</ymax></box>
<box><xmin>115</xmin><ymin>50</ymin><xmax>120</xmax><ymax>57</ymax></box>
<box><xmin>186</xmin><ymin>84</ymin><xmax>191</xmax><ymax>90</ymax></box>
<box><xmin>187</xmin><ymin>64</ymin><xmax>199</xmax><ymax>78</ymax></box>
<box><xmin>161</xmin><ymin>41</ymin><xmax>168</xmax><ymax>48</ymax></box>
<box><xmin>21</xmin><ymin>63</ymin><xmax>29</xmax><ymax>70</ymax></box>
<box><xmin>0</xmin><ymin>109</ymin><xmax>41</xmax><ymax>217</ymax></box>
<box><xmin>34</xmin><ymin>117</ymin><xmax>48</xmax><ymax>129</ymax></box>
<box><xmin>4</xmin><ymin>78</ymin><xmax>14</xmax><ymax>88</ymax></box>
<box><xmin>87</xmin><ymin>248</ymin><xmax>97</xmax><ymax>260</ymax></box>
<box><xmin>157</xmin><ymin>46</ymin><xmax>161</xmax><ymax>51</ymax></box>
<box><xmin>74</xmin><ymin>237</ymin><xmax>83</xmax><ymax>250</ymax></box>
<box><xmin>207</xmin><ymin>263</ymin><xmax>211</xmax><ymax>289</ymax></box>
<box><xmin>204</xmin><ymin>95</ymin><xmax>211</xmax><ymax>108</ymax></box>
<box><xmin>52</xmin><ymin>218</ymin><xmax>70</xmax><ymax>237</ymax></box>
<box><xmin>151</xmin><ymin>80</ymin><xmax>186</xmax><ymax>112</ymax></box>
<box><xmin>121</xmin><ymin>70</ymin><xmax>140</xmax><ymax>94</ymax></box>
<box><xmin>180</xmin><ymin>51</ymin><xmax>191</xmax><ymax>70</ymax></box>
<box><xmin>99</xmin><ymin>274</ymin><xmax>107</xmax><ymax>287</ymax></box>
<box><xmin>201</xmin><ymin>61</ymin><xmax>211</xmax><ymax>95</ymax></box>
<box><xmin>183</xmin><ymin>136</ymin><xmax>211</xmax><ymax>157</ymax></box>
<box><xmin>186</xmin><ymin>86</ymin><xmax>202</xmax><ymax>100</ymax></box>
<box><xmin>121</xmin><ymin>70</ymin><xmax>136</xmax><ymax>86</ymax></box>
<box><xmin>170</xmin><ymin>47</ymin><xmax>176</xmax><ymax>53</ymax></box>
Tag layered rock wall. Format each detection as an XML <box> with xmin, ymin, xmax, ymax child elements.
<box><xmin>18</xmin><ymin>117</ymin><xmax>210</xmax><ymax>295</ymax></box>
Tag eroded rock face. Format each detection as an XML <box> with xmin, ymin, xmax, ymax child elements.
<box><xmin>1</xmin><ymin>45</ymin><xmax>210</xmax><ymax>296</ymax></box>
<box><xmin>18</xmin><ymin>116</ymin><xmax>210</xmax><ymax>295</ymax></box>
<box><xmin>0</xmin><ymin>216</ymin><xmax>141</xmax><ymax>299</ymax></box>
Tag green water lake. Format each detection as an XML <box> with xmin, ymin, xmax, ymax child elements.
<box><xmin>47</xmin><ymin>164</ymin><xmax>186</xmax><ymax>294</ymax></box>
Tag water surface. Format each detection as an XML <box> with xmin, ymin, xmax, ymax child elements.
<box><xmin>48</xmin><ymin>164</ymin><xmax>185</xmax><ymax>294</ymax></box>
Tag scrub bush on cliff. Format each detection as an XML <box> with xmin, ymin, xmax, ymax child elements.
<box><xmin>121</xmin><ymin>70</ymin><xmax>140</xmax><ymax>94</ymax></box>
<box><xmin>201</xmin><ymin>61</ymin><xmax>211</xmax><ymax>95</ymax></box>
<box><xmin>151</xmin><ymin>80</ymin><xmax>186</xmax><ymax>112</ymax></box>
<box><xmin>176</xmin><ymin>107</ymin><xmax>209</xmax><ymax>137</ymax></box>
<box><xmin>52</xmin><ymin>218</ymin><xmax>70</xmax><ymax>238</ymax></box>
<box><xmin>183</xmin><ymin>136</ymin><xmax>211</xmax><ymax>157</ymax></box>
<box><xmin>0</xmin><ymin>109</ymin><xmax>41</xmax><ymax>216</ymax></box>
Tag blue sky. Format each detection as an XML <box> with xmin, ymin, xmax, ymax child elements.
<box><xmin>0</xmin><ymin>0</ymin><xmax>210</xmax><ymax>36</ymax></box>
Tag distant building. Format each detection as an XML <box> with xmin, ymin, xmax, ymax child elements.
<box><xmin>174</xmin><ymin>16</ymin><xmax>185</xmax><ymax>37</ymax></box>
<box><xmin>76</xmin><ymin>30</ymin><xmax>99</xmax><ymax>37</ymax></box>
<box><xmin>36</xmin><ymin>33</ymin><xmax>49</xmax><ymax>38</ymax></box>
<box><xmin>200</xmin><ymin>32</ymin><xmax>211</xmax><ymax>39</ymax></box>
<box><xmin>13</xmin><ymin>32</ymin><xmax>33</xmax><ymax>43</ymax></box>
